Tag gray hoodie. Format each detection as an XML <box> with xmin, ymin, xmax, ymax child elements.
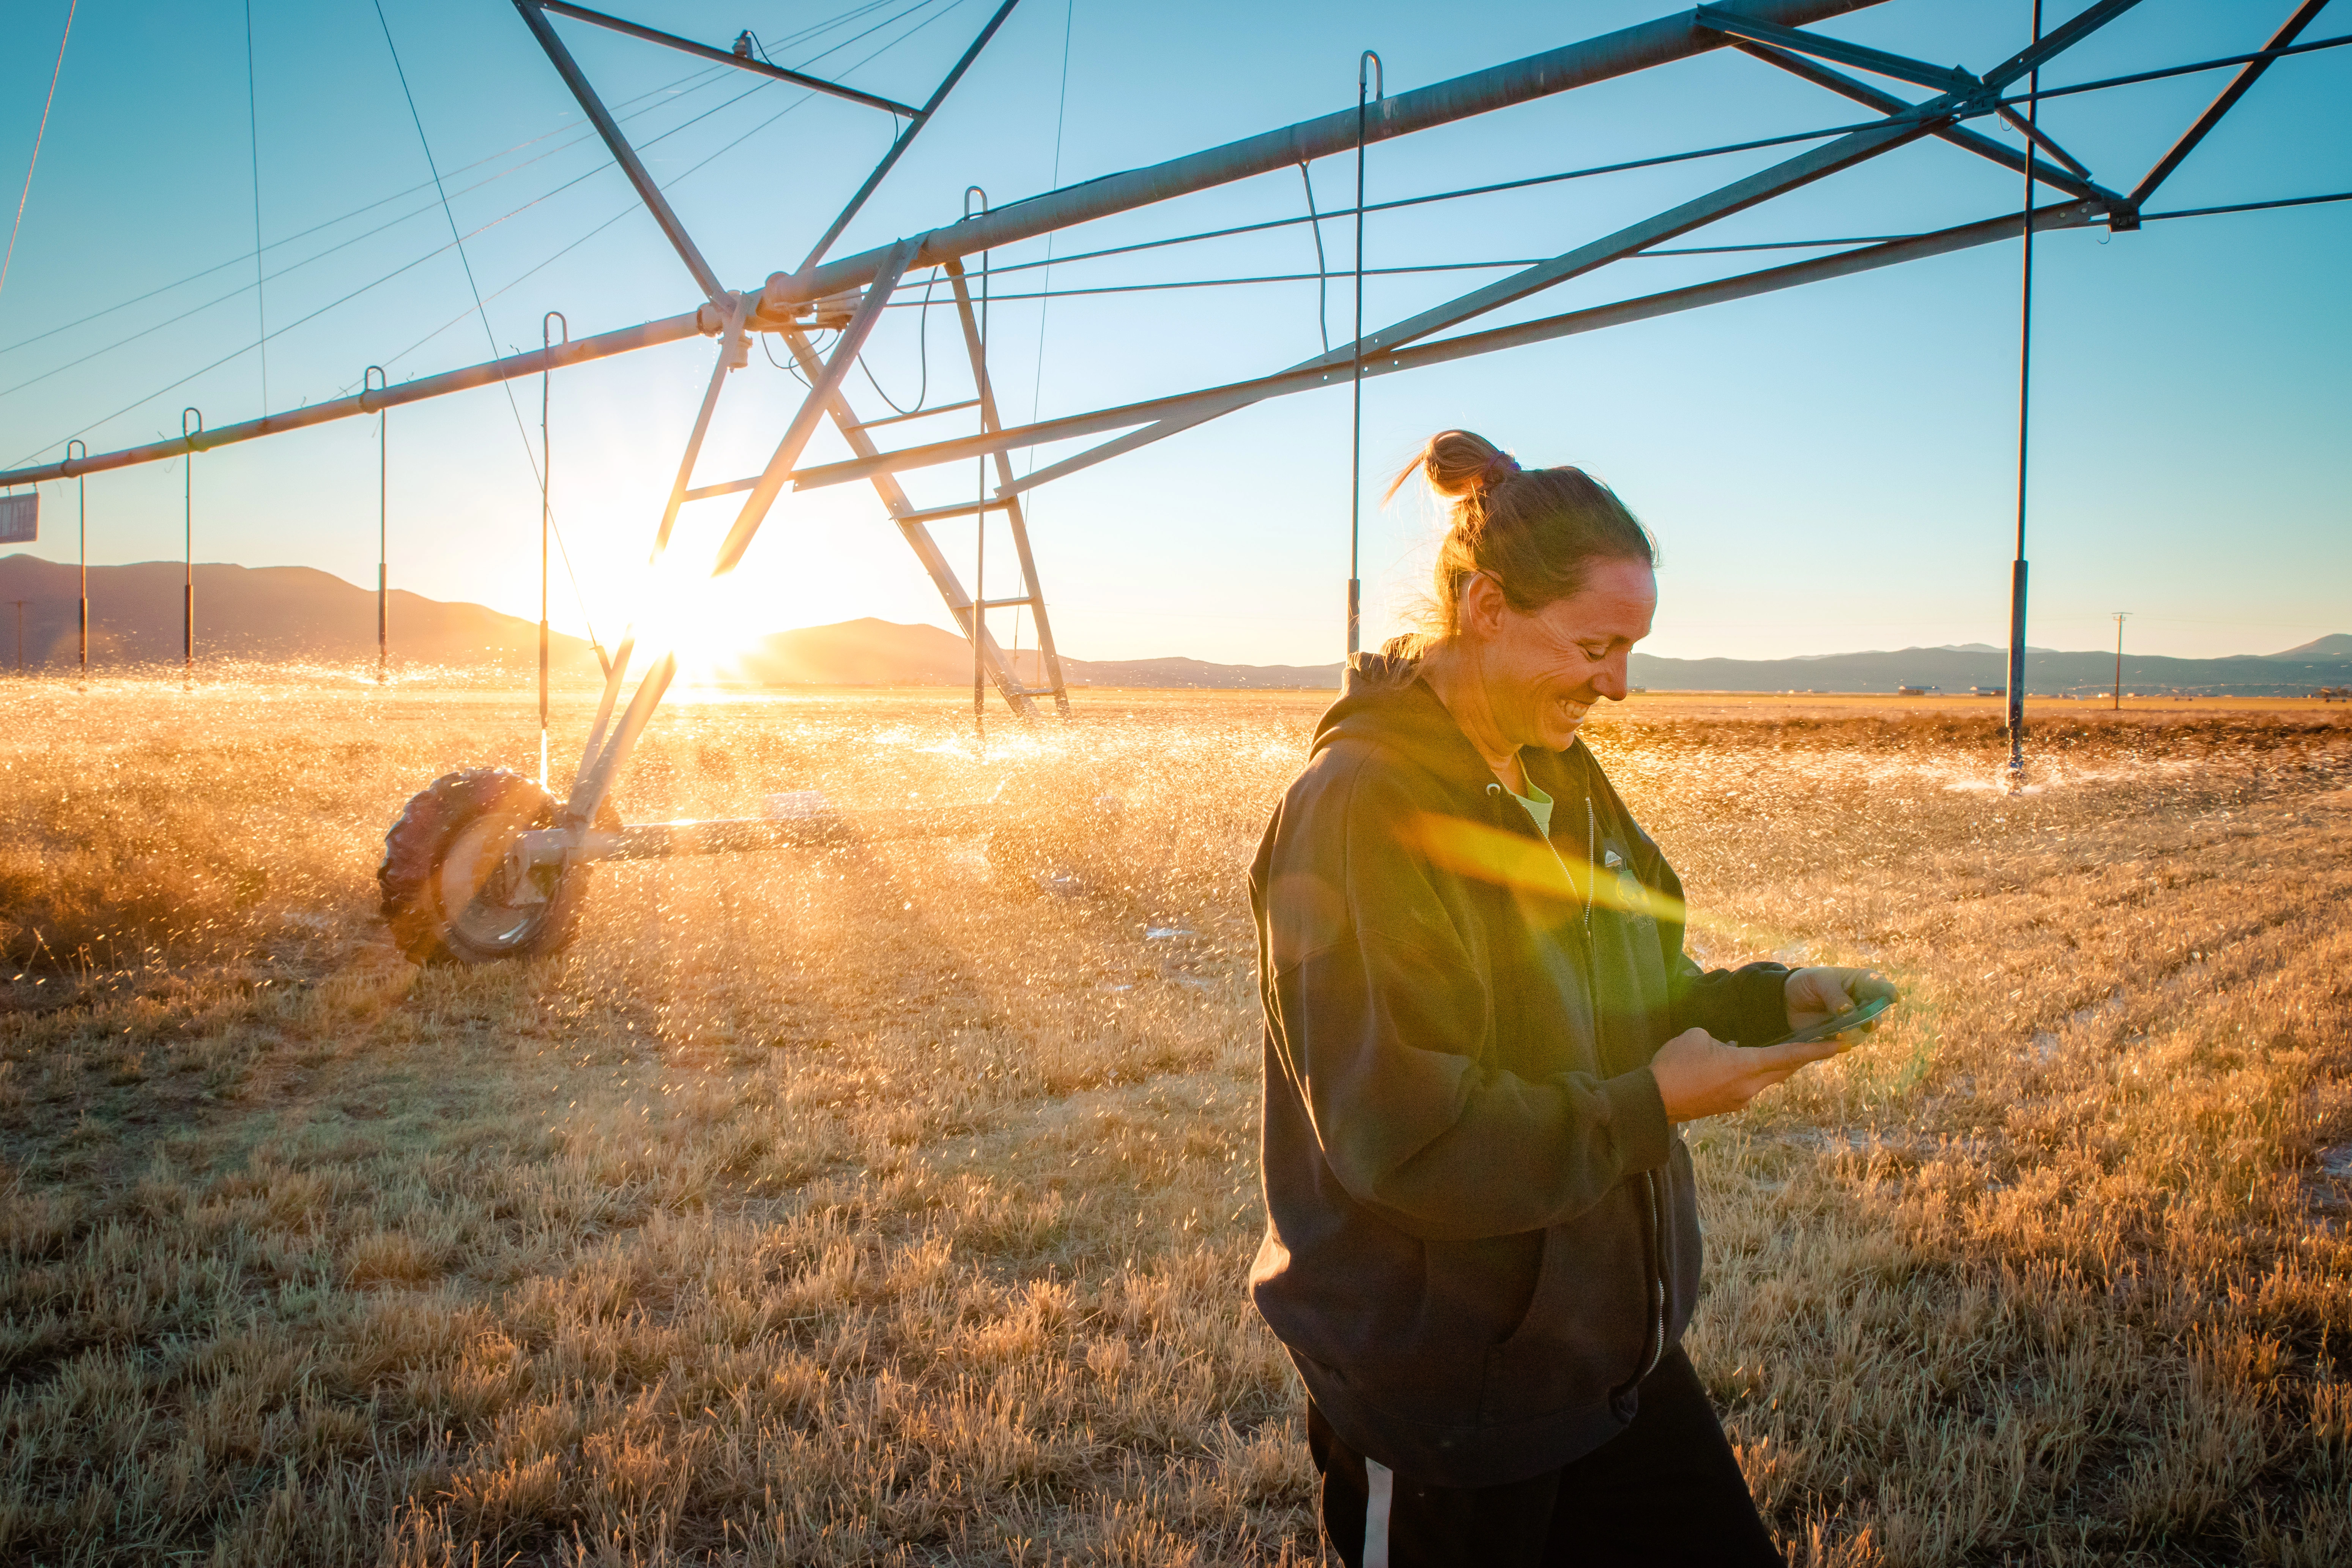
<box><xmin>1249</xmin><ymin>655</ymin><xmax>1789</xmax><ymax>1486</ymax></box>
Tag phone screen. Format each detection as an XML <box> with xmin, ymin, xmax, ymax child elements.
<box><xmin>1766</xmin><ymin>993</ymin><xmax>1894</xmax><ymax>1047</ymax></box>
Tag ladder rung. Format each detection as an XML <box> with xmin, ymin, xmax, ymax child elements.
<box><xmin>853</xmin><ymin>397</ymin><xmax>981</xmax><ymax>432</ymax></box>
<box><xmin>976</xmin><ymin>595</ymin><xmax>1035</xmax><ymax>609</ymax></box>
<box><xmin>896</xmin><ymin>498</ymin><xmax>1014</xmax><ymax>526</ymax></box>
<box><xmin>1004</xmin><ymin>686</ymin><xmax>1062</xmax><ymax>698</ymax></box>
<box><xmin>683</xmin><ymin>476</ymin><xmax>759</xmax><ymax>502</ymax></box>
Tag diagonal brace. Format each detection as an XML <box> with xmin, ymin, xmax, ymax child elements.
<box><xmin>1733</xmin><ymin>40</ymin><xmax>2117</xmax><ymax>204</ymax></box>
<box><xmin>654</xmin><ymin>298</ymin><xmax>748</xmax><ymax>555</ymax></box>
<box><xmin>793</xmin><ymin>0</ymin><xmax>1023</xmax><ymax>276</ymax></box>
<box><xmin>536</xmin><ymin>0</ymin><xmax>918</xmax><ymax>115</ymax></box>
<box><xmin>774</xmin><ymin>327</ymin><xmax>1038</xmax><ymax>717</ymax></box>
<box><xmin>1695</xmin><ymin>5</ymin><xmax>1975</xmax><ymax>93</ymax></box>
<box><xmin>712</xmin><ymin>240</ymin><xmax>918</xmax><ymax>575</ymax></box>
<box><xmin>786</xmin><ymin>202</ymin><xmax>2108</xmax><ymax>495</ymax></box>
<box><xmin>511</xmin><ymin>0</ymin><xmax>726</xmax><ymax>304</ymax></box>
<box><xmin>1003</xmin><ymin>96</ymin><xmax>1955</xmax><ymax>495</ymax></box>
<box><xmin>2130</xmin><ymin>0</ymin><xmax>2332</xmax><ymax>208</ymax></box>
<box><xmin>1980</xmin><ymin>0</ymin><xmax>2147</xmax><ymax>93</ymax></box>
<box><xmin>942</xmin><ymin>256</ymin><xmax>1070</xmax><ymax>713</ymax></box>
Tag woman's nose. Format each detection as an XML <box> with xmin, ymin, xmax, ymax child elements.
<box><xmin>1590</xmin><ymin>653</ymin><xmax>1629</xmax><ymax>701</ymax></box>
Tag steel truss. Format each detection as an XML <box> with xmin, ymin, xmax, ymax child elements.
<box><xmin>6</xmin><ymin>0</ymin><xmax>2345</xmax><ymax>853</ymax></box>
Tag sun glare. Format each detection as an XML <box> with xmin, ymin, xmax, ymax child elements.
<box><xmin>624</xmin><ymin>536</ymin><xmax>769</xmax><ymax>687</ymax></box>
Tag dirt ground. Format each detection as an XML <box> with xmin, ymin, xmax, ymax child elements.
<box><xmin>3</xmin><ymin>676</ymin><xmax>2349</xmax><ymax>1565</ymax></box>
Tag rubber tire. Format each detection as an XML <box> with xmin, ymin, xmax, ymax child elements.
<box><xmin>377</xmin><ymin>768</ymin><xmax>616</xmax><ymax>966</ymax></box>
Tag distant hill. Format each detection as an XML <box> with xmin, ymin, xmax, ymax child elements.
<box><xmin>4</xmin><ymin>552</ymin><xmax>2341</xmax><ymax>694</ymax></box>
<box><xmin>745</xmin><ymin>621</ymin><xmax>2352</xmax><ymax>697</ymax></box>
<box><xmin>736</xmin><ymin>619</ymin><xmax>1345</xmax><ymax>689</ymax></box>
<box><xmin>1627</xmin><ymin>643</ymin><xmax>2352</xmax><ymax>697</ymax></box>
<box><xmin>0</xmin><ymin>555</ymin><xmax>600</xmax><ymax>671</ymax></box>
<box><xmin>2273</xmin><ymin>633</ymin><xmax>2352</xmax><ymax>660</ymax></box>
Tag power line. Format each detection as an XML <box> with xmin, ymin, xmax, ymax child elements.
<box><xmin>372</xmin><ymin>0</ymin><xmax>600</xmax><ymax>649</ymax></box>
<box><xmin>4</xmin><ymin>0</ymin><xmax>956</xmax><ymax>463</ymax></box>
<box><xmin>358</xmin><ymin>0</ymin><xmax>969</xmax><ymax>386</ymax></box>
<box><xmin>244</xmin><ymin>0</ymin><xmax>266</xmax><ymax>411</ymax></box>
<box><xmin>1026</xmin><ymin>0</ymin><xmax>1076</xmax><ymax>447</ymax></box>
<box><xmin>0</xmin><ymin>0</ymin><xmax>76</xmax><ymax>308</ymax></box>
<box><xmin>2007</xmin><ymin>29</ymin><xmax>2352</xmax><ymax>107</ymax></box>
<box><xmin>939</xmin><ymin>117</ymin><xmax>1895</xmax><ymax>287</ymax></box>
<box><xmin>879</xmin><ymin>240</ymin><xmax>1924</xmax><ymax>303</ymax></box>
<box><xmin>0</xmin><ymin>61</ymin><xmax>788</xmax><ymax>411</ymax></box>
<box><xmin>2143</xmin><ymin>188</ymin><xmax>2352</xmax><ymax>222</ymax></box>
<box><xmin>0</xmin><ymin>64</ymin><xmax>735</xmax><ymax>364</ymax></box>
<box><xmin>0</xmin><ymin>0</ymin><xmax>923</xmax><ymax>367</ymax></box>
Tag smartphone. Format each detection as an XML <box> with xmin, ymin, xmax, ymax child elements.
<box><xmin>1761</xmin><ymin>993</ymin><xmax>1894</xmax><ymax>1048</ymax></box>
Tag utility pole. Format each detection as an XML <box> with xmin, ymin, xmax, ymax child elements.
<box><xmin>540</xmin><ymin>314</ymin><xmax>565</xmax><ymax>789</ymax></box>
<box><xmin>1349</xmin><ymin>50</ymin><xmax>1381</xmax><ymax>661</ymax></box>
<box><xmin>366</xmin><ymin>367</ymin><xmax>387</xmax><ymax>682</ymax></box>
<box><xmin>181</xmin><ymin>408</ymin><xmax>203</xmax><ymax>678</ymax></box>
<box><xmin>2005</xmin><ymin>0</ymin><xmax>2043</xmax><ymax>783</ymax></box>
<box><xmin>2113</xmin><ymin>611</ymin><xmax>2129</xmax><ymax>710</ymax></box>
<box><xmin>67</xmin><ymin>438</ymin><xmax>85</xmax><ymax>676</ymax></box>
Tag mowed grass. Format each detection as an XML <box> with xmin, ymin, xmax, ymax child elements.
<box><xmin>2</xmin><ymin>676</ymin><xmax>2349</xmax><ymax>1566</ymax></box>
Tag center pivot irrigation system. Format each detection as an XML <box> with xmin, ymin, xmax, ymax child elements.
<box><xmin>5</xmin><ymin>0</ymin><xmax>2344</xmax><ymax>963</ymax></box>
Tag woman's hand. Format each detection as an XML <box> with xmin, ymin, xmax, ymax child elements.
<box><xmin>1648</xmin><ymin>1027</ymin><xmax>1840</xmax><ymax>1122</ymax></box>
<box><xmin>1785</xmin><ymin>966</ymin><xmax>1897</xmax><ymax>1040</ymax></box>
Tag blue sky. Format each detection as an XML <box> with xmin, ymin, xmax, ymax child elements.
<box><xmin>0</xmin><ymin>0</ymin><xmax>2346</xmax><ymax>667</ymax></box>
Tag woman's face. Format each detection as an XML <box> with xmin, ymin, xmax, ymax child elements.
<box><xmin>1474</xmin><ymin>558</ymin><xmax>1657</xmax><ymax>752</ymax></box>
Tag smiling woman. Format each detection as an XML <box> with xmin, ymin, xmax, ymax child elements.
<box><xmin>1249</xmin><ymin>425</ymin><xmax>1893</xmax><ymax>1567</ymax></box>
<box><xmin>1393</xmin><ymin>430</ymin><xmax>1658</xmax><ymax>787</ymax></box>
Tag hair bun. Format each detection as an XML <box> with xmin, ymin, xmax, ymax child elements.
<box><xmin>1394</xmin><ymin>429</ymin><xmax>1520</xmax><ymax>503</ymax></box>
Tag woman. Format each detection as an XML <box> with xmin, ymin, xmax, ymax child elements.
<box><xmin>1249</xmin><ymin>430</ymin><xmax>1892</xmax><ymax>1566</ymax></box>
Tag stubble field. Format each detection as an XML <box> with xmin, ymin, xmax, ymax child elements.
<box><xmin>3</xmin><ymin>677</ymin><xmax>2350</xmax><ymax>1566</ymax></box>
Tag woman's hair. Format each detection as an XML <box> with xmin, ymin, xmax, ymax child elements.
<box><xmin>1380</xmin><ymin>429</ymin><xmax>1654</xmax><ymax>657</ymax></box>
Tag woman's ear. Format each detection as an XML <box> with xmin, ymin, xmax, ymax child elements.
<box><xmin>1454</xmin><ymin>570</ymin><xmax>1509</xmax><ymax>641</ymax></box>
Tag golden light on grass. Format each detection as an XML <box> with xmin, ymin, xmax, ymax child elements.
<box><xmin>0</xmin><ymin>681</ymin><xmax>2347</xmax><ymax>1563</ymax></box>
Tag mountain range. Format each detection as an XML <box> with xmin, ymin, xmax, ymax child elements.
<box><xmin>2</xmin><ymin>555</ymin><xmax>2345</xmax><ymax>695</ymax></box>
<box><xmin>0</xmin><ymin>556</ymin><xmax>601</xmax><ymax>671</ymax></box>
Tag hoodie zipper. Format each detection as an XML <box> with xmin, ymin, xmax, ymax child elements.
<box><xmin>1503</xmin><ymin>774</ymin><xmax>1671</xmax><ymax>1396</ymax></box>
<box><xmin>1638</xmin><ymin>1171</ymin><xmax>1668</xmax><ymax>1381</ymax></box>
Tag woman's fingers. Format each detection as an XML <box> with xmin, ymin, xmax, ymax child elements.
<box><xmin>1745</xmin><ymin>1037</ymin><xmax>1842</xmax><ymax>1075</ymax></box>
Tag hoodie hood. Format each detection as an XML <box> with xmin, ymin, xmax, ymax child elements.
<box><xmin>1314</xmin><ymin>651</ymin><xmax>1500</xmax><ymax>792</ymax></box>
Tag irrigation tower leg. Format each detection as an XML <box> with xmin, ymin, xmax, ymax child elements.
<box><xmin>943</xmin><ymin>258</ymin><xmax>1069</xmax><ymax>714</ymax></box>
<box><xmin>772</xmin><ymin>325</ymin><xmax>1041</xmax><ymax>718</ymax></box>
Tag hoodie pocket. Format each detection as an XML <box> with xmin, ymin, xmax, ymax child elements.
<box><xmin>1475</xmin><ymin>1180</ymin><xmax>1652</xmax><ymax>1428</ymax></box>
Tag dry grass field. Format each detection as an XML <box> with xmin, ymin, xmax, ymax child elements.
<box><xmin>3</xmin><ymin>674</ymin><xmax>2349</xmax><ymax>1566</ymax></box>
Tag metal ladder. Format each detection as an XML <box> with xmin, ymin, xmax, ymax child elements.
<box><xmin>764</xmin><ymin>261</ymin><xmax>1066</xmax><ymax>720</ymax></box>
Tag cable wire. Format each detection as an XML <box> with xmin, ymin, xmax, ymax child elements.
<box><xmin>1299</xmin><ymin>163</ymin><xmax>1329</xmax><ymax>352</ymax></box>
<box><xmin>243</xmin><ymin>0</ymin><xmax>266</xmax><ymax>410</ymax></box>
<box><xmin>8</xmin><ymin>0</ymin><xmax>859</xmax><ymax>439</ymax></box>
<box><xmin>0</xmin><ymin>0</ymin><xmax>918</xmax><ymax>370</ymax></box>
<box><xmin>0</xmin><ymin>60</ymin><xmax>739</xmax><ymax>363</ymax></box>
<box><xmin>871</xmin><ymin>28</ymin><xmax>2352</xmax><ymax>299</ymax></box>
<box><xmin>878</xmin><ymin>240</ymin><xmax>1923</xmax><ymax>303</ymax></box>
<box><xmin>859</xmin><ymin>267</ymin><xmax>938</xmax><ymax>413</ymax></box>
<box><xmin>360</xmin><ymin>6</ymin><xmax>962</xmax><ymax>384</ymax></box>
<box><xmin>1025</xmin><ymin>0</ymin><xmax>1077</xmax><ymax>459</ymax></box>
<box><xmin>0</xmin><ymin>0</ymin><xmax>75</xmax><ymax>308</ymax></box>
<box><xmin>2143</xmin><ymin>188</ymin><xmax>2352</xmax><ymax>221</ymax></box>
<box><xmin>372</xmin><ymin>0</ymin><xmax>599</xmax><ymax>651</ymax></box>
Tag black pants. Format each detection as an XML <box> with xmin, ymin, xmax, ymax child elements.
<box><xmin>1307</xmin><ymin>1347</ymin><xmax>1780</xmax><ymax>1567</ymax></box>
